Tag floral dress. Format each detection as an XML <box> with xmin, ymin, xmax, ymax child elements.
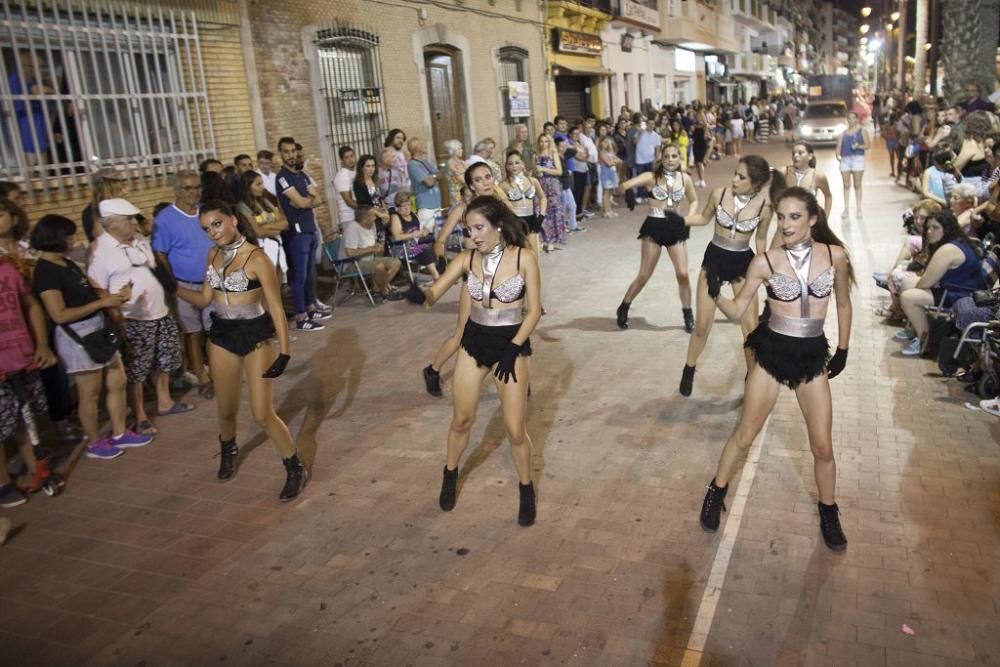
<box><xmin>536</xmin><ymin>155</ymin><xmax>566</xmax><ymax>245</ymax></box>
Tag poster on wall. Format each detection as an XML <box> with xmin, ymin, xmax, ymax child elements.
<box><xmin>508</xmin><ymin>81</ymin><xmax>531</xmax><ymax>118</ymax></box>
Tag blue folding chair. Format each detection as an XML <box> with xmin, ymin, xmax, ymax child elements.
<box><xmin>322</xmin><ymin>238</ymin><xmax>375</xmax><ymax>306</ymax></box>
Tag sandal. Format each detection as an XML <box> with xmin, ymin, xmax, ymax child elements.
<box><xmin>197</xmin><ymin>382</ymin><xmax>215</xmax><ymax>400</ymax></box>
<box><xmin>132</xmin><ymin>419</ymin><xmax>159</xmax><ymax>436</ymax></box>
<box><xmin>157</xmin><ymin>402</ymin><xmax>196</xmax><ymax>417</ymax></box>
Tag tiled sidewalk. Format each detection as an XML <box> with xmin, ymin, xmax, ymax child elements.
<box><xmin>1</xmin><ymin>141</ymin><xmax>997</xmax><ymax>667</ymax></box>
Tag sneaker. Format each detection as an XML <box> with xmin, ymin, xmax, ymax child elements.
<box><xmin>581</xmin><ymin>209</ymin><xmax>596</xmax><ymax>218</ymax></box>
<box><xmin>841</xmin><ymin>211</ymin><xmax>849</xmax><ymax>221</ymax></box>
<box><xmin>980</xmin><ymin>397</ymin><xmax>1000</xmax><ymax>416</ymax></box>
<box><xmin>170</xmin><ymin>371</ymin><xmax>200</xmax><ymax>390</ymax></box>
<box><xmin>382</xmin><ymin>290</ymin><xmax>404</xmax><ymax>302</ymax></box>
<box><xmin>295</xmin><ymin>319</ymin><xmax>325</xmax><ymax>332</ymax></box>
<box><xmin>901</xmin><ymin>337</ymin><xmax>922</xmax><ymax>356</ymax></box>
<box><xmin>110</xmin><ymin>431</ymin><xmax>154</xmax><ymax>448</ymax></box>
<box><xmin>312</xmin><ymin>300</ymin><xmax>332</xmax><ymax>314</ymax></box>
<box><xmin>570</xmin><ymin>226</ymin><xmax>587</xmax><ymax>233</ymax></box>
<box><xmin>893</xmin><ymin>328</ymin><xmax>916</xmax><ymax>342</ymax></box>
<box><xmin>85</xmin><ymin>440</ymin><xmax>124</xmax><ymax>460</ymax></box>
<box><xmin>308</xmin><ymin>310</ymin><xmax>333</xmax><ymax>321</ymax></box>
<box><xmin>0</xmin><ymin>484</ymin><xmax>27</xmax><ymax>508</ymax></box>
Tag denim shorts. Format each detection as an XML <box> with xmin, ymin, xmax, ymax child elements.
<box><xmin>839</xmin><ymin>154</ymin><xmax>865</xmax><ymax>172</ymax></box>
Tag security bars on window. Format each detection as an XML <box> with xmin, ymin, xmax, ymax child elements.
<box><xmin>0</xmin><ymin>0</ymin><xmax>215</xmax><ymax>196</ymax></box>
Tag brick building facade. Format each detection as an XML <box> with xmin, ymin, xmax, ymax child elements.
<box><xmin>10</xmin><ymin>0</ymin><xmax>548</xmax><ymax>235</ymax></box>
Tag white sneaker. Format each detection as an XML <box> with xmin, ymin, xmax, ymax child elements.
<box><xmin>980</xmin><ymin>398</ymin><xmax>1000</xmax><ymax>416</ymax></box>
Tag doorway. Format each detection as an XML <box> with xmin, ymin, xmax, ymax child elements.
<box><xmin>555</xmin><ymin>75</ymin><xmax>589</xmax><ymax>118</ymax></box>
<box><xmin>424</xmin><ymin>46</ymin><xmax>466</xmax><ymax>163</ymax></box>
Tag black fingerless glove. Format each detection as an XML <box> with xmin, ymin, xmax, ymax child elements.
<box><xmin>262</xmin><ymin>353</ymin><xmax>290</xmax><ymax>379</ymax></box>
<box><xmin>404</xmin><ymin>281</ymin><xmax>427</xmax><ymax>305</ymax></box>
<box><xmin>706</xmin><ymin>271</ymin><xmax>722</xmax><ymax>300</ymax></box>
<box><xmin>827</xmin><ymin>347</ymin><xmax>848</xmax><ymax>379</ymax></box>
<box><xmin>493</xmin><ymin>342</ymin><xmax>522</xmax><ymax>384</ymax></box>
<box><xmin>436</xmin><ymin>256</ymin><xmax>448</xmax><ymax>275</ymax></box>
<box><xmin>625</xmin><ymin>188</ymin><xmax>636</xmax><ymax>211</ymax></box>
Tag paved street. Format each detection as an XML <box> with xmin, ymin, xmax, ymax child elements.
<box><xmin>2</xmin><ymin>138</ymin><xmax>998</xmax><ymax>667</ymax></box>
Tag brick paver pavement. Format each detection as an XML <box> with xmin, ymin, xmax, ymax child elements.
<box><xmin>2</xmin><ymin>138</ymin><xmax>998</xmax><ymax>667</ymax></box>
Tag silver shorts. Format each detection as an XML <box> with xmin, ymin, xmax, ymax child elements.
<box><xmin>176</xmin><ymin>280</ymin><xmax>214</xmax><ymax>333</ymax></box>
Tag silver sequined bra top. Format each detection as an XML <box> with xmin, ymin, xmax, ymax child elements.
<box><xmin>715</xmin><ymin>188</ymin><xmax>767</xmax><ymax>235</ymax></box>
<box><xmin>505</xmin><ymin>175</ymin><xmax>537</xmax><ymax>201</ymax></box>
<box><xmin>207</xmin><ymin>248</ymin><xmax>261</xmax><ymax>293</ymax></box>
<box><xmin>764</xmin><ymin>244</ymin><xmax>835</xmax><ymax>302</ymax></box>
<box><xmin>650</xmin><ymin>173</ymin><xmax>685</xmax><ymax>207</ymax></box>
<box><xmin>466</xmin><ymin>247</ymin><xmax>526</xmax><ymax>304</ymax></box>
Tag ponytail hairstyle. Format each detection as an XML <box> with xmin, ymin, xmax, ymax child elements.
<box><xmin>464</xmin><ymin>195</ymin><xmax>529</xmax><ymax>248</ymax></box>
<box><xmin>199</xmin><ymin>198</ymin><xmax>258</xmax><ymax>245</ymax></box>
<box><xmin>653</xmin><ymin>142</ymin><xmax>682</xmax><ymax>180</ymax></box>
<box><xmin>741</xmin><ymin>154</ymin><xmax>787</xmax><ymax>204</ymax></box>
<box><xmin>777</xmin><ymin>187</ymin><xmax>855</xmax><ymax>285</ymax></box>
<box><xmin>792</xmin><ymin>141</ymin><xmax>817</xmax><ymax>168</ymax></box>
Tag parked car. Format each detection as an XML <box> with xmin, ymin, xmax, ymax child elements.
<box><xmin>796</xmin><ymin>101</ymin><xmax>849</xmax><ymax>145</ymax></box>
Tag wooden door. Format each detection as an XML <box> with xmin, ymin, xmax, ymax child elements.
<box><xmin>425</xmin><ymin>51</ymin><xmax>463</xmax><ymax>164</ymax></box>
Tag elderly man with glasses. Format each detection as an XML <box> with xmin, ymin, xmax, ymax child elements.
<box><xmin>153</xmin><ymin>170</ymin><xmax>215</xmax><ymax>397</ymax></box>
<box><xmin>89</xmin><ymin>198</ymin><xmax>191</xmax><ymax>436</ymax></box>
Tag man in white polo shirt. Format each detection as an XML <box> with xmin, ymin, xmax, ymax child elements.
<box><xmin>89</xmin><ymin>198</ymin><xmax>191</xmax><ymax>436</ymax></box>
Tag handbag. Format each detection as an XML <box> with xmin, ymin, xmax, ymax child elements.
<box><xmin>61</xmin><ymin>315</ymin><xmax>120</xmax><ymax>364</ymax></box>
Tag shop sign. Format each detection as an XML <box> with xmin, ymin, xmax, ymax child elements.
<box><xmin>555</xmin><ymin>28</ymin><xmax>602</xmax><ymax>55</ymax></box>
<box><xmin>507</xmin><ymin>81</ymin><xmax>531</xmax><ymax>118</ymax></box>
<box><xmin>620</xmin><ymin>0</ymin><xmax>660</xmax><ymax>30</ymax></box>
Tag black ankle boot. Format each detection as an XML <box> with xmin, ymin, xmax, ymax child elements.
<box><xmin>423</xmin><ymin>365</ymin><xmax>443</xmax><ymax>397</ymax></box>
<box><xmin>682</xmin><ymin>308</ymin><xmax>694</xmax><ymax>334</ymax></box>
<box><xmin>518</xmin><ymin>482</ymin><xmax>536</xmax><ymax>527</ymax></box>
<box><xmin>680</xmin><ymin>364</ymin><xmax>696</xmax><ymax>396</ymax></box>
<box><xmin>699</xmin><ymin>478</ymin><xmax>728</xmax><ymax>531</ymax></box>
<box><xmin>439</xmin><ymin>466</ymin><xmax>458</xmax><ymax>511</ymax></box>
<box><xmin>818</xmin><ymin>502</ymin><xmax>848</xmax><ymax>552</ymax></box>
<box><xmin>616</xmin><ymin>302</ymin><xmax>630</xmax><ymax>330</ymax></box>
<box><xmin>218</xmin><ymin>438</ymin><xmax>238</xmax><ymax>482</ymax></box>
<box><xmin>279</xmin><ymin>453</ymin><xmax>307</xmax><ymax>501</ymax></box>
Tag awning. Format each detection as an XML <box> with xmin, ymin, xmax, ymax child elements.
<box><xmin>552</xmin><ymin>63</ymin><xmax>613</xmax><ymax>77</ymax></box>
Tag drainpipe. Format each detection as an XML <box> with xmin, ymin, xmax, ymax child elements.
<box><xmin>238</xmin><ymin>0</ymin><xmax>267</xmax><ymax>149</ymax></box>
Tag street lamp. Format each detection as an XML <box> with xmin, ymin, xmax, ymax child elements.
<box><xmin>860</xmin><ymin>24</ymin><xmax>870</xmax><ymax>34</ymax></box>
<box><xmin>861</xmin><ymin>7</ymin><xmax>872</xmax><ymax>17</ymax></box>
<box><xmin>890</xmin><ymin>11</ymin><xmax>900</xmax><ymax>21</ymax></box>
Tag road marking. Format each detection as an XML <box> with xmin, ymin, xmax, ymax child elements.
<box><xmin>680</xmin><ymin>416</ymin><xmax>771</xmax><ymax>667</ymax></box>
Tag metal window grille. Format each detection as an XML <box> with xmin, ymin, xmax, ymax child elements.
<box><xmin>0</xmin><ymin>0</ymin><xmax>213</xmax><ymax>197</ymax></box>
<box><xmin>314</xmin><ymin>24</ymin><xmax>388</xmax><ymax>170</ymax></box>
<box><xmin>497</xmin><ymin>46</ymin><xmax>531</xmax><ymax>149</ymax></box>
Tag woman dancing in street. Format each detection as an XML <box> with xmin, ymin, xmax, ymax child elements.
<box><xmin>679</xmin><ymin>155</ymin><xmax>785</xmax><ymax>396</ymax></box>
<box><xmin>408</xmin><ymin>196</ymin><xmax>541</xmax><ymax>526</ymax></box>
<box><xmin>423</xmin><ymin>162</ymin><xmax>509</xmax><ymax>397</ymax></box>
<box><xmin>616</xmin><ymin>143</ymin><xmax>699</xmax><ymax>333</ymax></box>
<box><xmin>699</xmin><ymin>187</ymin><xmax>853</xmax><ymax>552</ymax></box>
<box><xmin>176</xmin><ymin>200</ymin><xmax>305</xmax><ymax>501</ymax></box>
<box><xmin>784</xmin><ymin>142</ymin><xmax>832</xmax><ymax>217</ymax></box>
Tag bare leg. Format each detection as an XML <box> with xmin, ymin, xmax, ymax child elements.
<box><xmin>714</xmin><ymin>363</ymin><xmax>781</xmax><ymax>486</ymax></box>
<box><xmin>446</xmin><ymin>349</ymin><xmax>491</xmax><ymax>469</ymax></box>
<box><xmin>185</xmin><ymin>333</ymin><xmax>210</xmax><ymax>385</ymax></box>
<box><xmin>104</xmin><ymin>360</ymin><xmax>128</xmax><ymax>437</ymax></box>
<box><xmin>840</xmin><ymin>170</ymin><xmax>852</xmax><ymax>214</ymax></box>
<box><xmin>154</xmin><ymin>371</ymin><xmax>173</xmax><ymax>413</ymax></box>
<box><xmin>685</xmin><ymin>270</ymin><xmax>717</xmax><ymax>367</ymax></box>
<box><xmin>492</xmin><ymin>354</ymin><xmax>532</xmax><ymax>484</ymax></box>
<box><xmin>665</xmin><ymin>242</ymin><xmax>692</xmax><ymax>309</ymax></box>
<box><xmin>243</xmin><ymin>345</ymin><xmax>296</xmax><ymax>458</ymax></box>
<box><xmin>793</xmin><ymin>374</ymin><xmax>836</xmax><ymax>504</ymax></box>
<box><xmin>130</xmin><ymin>383</ymin><xmax>149</xmax><ymax>425</ymax></box>
<box><xmin>207</xmin><ymin>342</ymin><xmax>244</xmax><ymax>442</ymax></box>
<box><xmin>74</xmin><ymin>370</ymin><xmax>104</xmax><ymax>443</ymax></box>
<box><xmin>622</xmin><ymin>237</ymin><xmax>663</xmax><ymax>304</ymax></box>
<box><xmin>852</xmin><ymin>171</ymin><xmax>864</xmax><ymax>213</ymax></box>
